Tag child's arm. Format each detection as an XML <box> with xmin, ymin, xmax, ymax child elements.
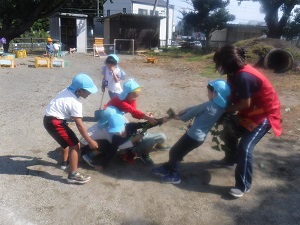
<box><xmin>142</xmin><ymin>113</ymin><xmax>157</xmax><ymax>125</ymax></box>
<box><xmin>112</xmin><ymin>67</ymin><xmax>120</xmax><ymax>83</ymax></box>
<box><xmin>73</xmin><ymin>117</ymin><xmax>98</xmax><ymax>149</ymax></box>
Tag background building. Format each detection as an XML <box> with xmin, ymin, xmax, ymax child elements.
<box><xmin>103</xmin><ymin>0</ymin><xmax>174</xmax><ymax>46</ymax></box>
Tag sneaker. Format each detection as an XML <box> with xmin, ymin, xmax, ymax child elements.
<box><xmin>67</xmin><ymin>172</ymin><xmax>91</xmax><ymax>184</ymax></box>
<box><xmin>229</xmin><ymin>188</ymin><xmax>250</xmax><ymax>198</ymax></box>
<box><xmin>140</xmin><ymin>154</ymin><xmax>154</xmax><ymax>166</ymax></box>
<box><xmin>155</xmin><ymin>143</ymin><xmax>171</xmax><ymax>151</ymax></box>
<box><xmin>82</xmin><ymin>154</ymin><xmax>96</xmax><ymax>167</ymax></box>
<box><xmin>152</xmin><ymin>165</ymin><xmax>169</xmax><ymax>177</ymax></box>
<box><xmin>211</xmin><ymin>159</ymin><xmax>235</xmax><ymax>168</ymax></box>
<box><xmin>162</xmin><ymin>172</ymin><xmax>181</xmax><ymax>184</ymax></box>
<box><xmin>60</xmin><ymin>161</ymin><xmax>69</xmax><ymax>170</ymax></box>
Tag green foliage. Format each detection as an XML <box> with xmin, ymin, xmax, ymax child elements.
<box><xmin>20</xmin><ymin>19</ymin><xmax>50</xmax><ymax>38</ymax></box>
<box><xmin>238</xmin><ymin>0</ymin><xmax>300</xmax><ymax>38</ymax></box>
<box><xmin>199</xmin><ymin>63</ymin><xmax>219</xmax><ymax>78</ymax></box>
<box><xmin>283</xmin><ymin>11</ymin><xmax>300</xmax><ymax>40</ymax></box>
<box><xmin>183</xmin><ymin>0</ymin><xmax>235</xmax><ymax>44</ymax></box>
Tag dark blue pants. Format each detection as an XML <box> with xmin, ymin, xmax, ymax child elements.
<box><xmin>163</xmin><ymin>133</ymin><xmax>203</xmax><ymax>173</ymax></box>
<box><xmin>234</xmin><ymin>118</ymin><xmax>271</xmax><ymax>191</ymax></box>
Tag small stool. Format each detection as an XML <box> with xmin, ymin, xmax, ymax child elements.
<box><xmin>51</xmin><ymin>58</ymin><xmax>64</xmax><ymax>68</ymax></box>
<box><xmin>35</xmin><ymin>57</ymin><xmax>50</xmax><ymax>68</ymax></box>
<box><xmin>147</xmin><ymin>57</ymin><xmax>158</xmax><ymax>63</ymax></box>
<box><xmin>0</xmin><ymin>56</ymin><xmax>14</xmax><ymax>68</ymax></box>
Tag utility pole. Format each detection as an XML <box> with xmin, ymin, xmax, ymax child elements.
<box><xmin>152</xmin><ymin>0</ymin><xmax>158</xmax><ymax>15</ymax></box>
<box><xmin>97</xmin><ymin>0</ymin><xmax>99</xmax><ymax>17</ymax></box>
<box><xmin>165</xmin><ymin>0</ymin><xmax>169</xmax><ymax>48</ymax></box>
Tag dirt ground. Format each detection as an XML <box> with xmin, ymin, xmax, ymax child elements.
<box><xmin>0</xmin><ymin>50</ymin><xmax>299</xmax><ymax>225</ymax></box>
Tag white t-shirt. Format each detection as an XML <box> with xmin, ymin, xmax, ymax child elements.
<box><xmin>53</xmin><ymin>43</ymin><xmax>60</xmax><ymax>51</ymax></box>
<box><xmin>45</xmin><ymin>88</ymin><xmax>82</xmax><ymax>120</ymax></box>
<box><xmin>102</xmin><ymin>66</ymin><xmax>126</xmax><ymax>94</ymax></box>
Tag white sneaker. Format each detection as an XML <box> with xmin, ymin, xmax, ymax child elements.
<box><xmin>229</xmin><ymin>188</ymin><xmax>250</xmax><ymax>198</ymax></box>
<box><xmin>67</xmin><ymin>172</ymin><xmax>91</xmax><ymax>184</ymax></box>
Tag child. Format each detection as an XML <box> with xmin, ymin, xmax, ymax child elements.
<box><xmin>101</xmin><ymin>54</ymin><xmax>126</xmax><ymax>99</ymax></box>
<box><xmin>45</xmin><ymin>37</ymin><xmax>54</xmax><ymax>57</ymax></box>
<box><xmin>53</xmin><ymin>40</ymin><xmax>60</xmax><ymax>57</ymax></box>
<box><xmin>82</xmin><ymin>112</ymin><xmax>167</xmax><ymax>169</ymax></box>
<box><xmin>105</xmin><ymin>78</ymin><xmax>157</xmax><ymax>126</ymax></box>
<box><xmin>152</xmin><ymin>79</ymin><xmax>230</xmax><ymax>184</ymax></box>
<box><xmin>43</xmin><ymin>73</ymin><xmax>99</xmax><ymax>184</ymax></box>
<box><xmin>105</xmin><ymin>79</ymin><xmax>169</xmax><ymax>151</ymax></box>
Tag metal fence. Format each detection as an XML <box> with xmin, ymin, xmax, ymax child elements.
<box><xmin>8</xmin><ymin>38</ymin><xmax>48</xmax><ymax>52</ymax></box>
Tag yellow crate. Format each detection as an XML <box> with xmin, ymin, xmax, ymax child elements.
<box><xmin>13</xmin><ymin>49</ymin><xmax>27</xmax><ymax>58</ymax></box>
<box><xmin>0</xmin><ymin>58</ymin><xmax>14</xmax><ymax>68</ymax></box>
<box><xmin>35</xmin><ymin>57</ymin><xmax>50</xmax><ymax>68</ymax></box>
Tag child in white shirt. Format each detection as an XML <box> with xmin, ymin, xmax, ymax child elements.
<box><xmin>101</xmin><ymin>54</ymin><xmax>126</xmax><ymax>99</ymax></box>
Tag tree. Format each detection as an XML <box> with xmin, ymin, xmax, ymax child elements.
<box><xmin>238</xmin><ymin>0</ymin><xmax>300</xmax><ymax>38</ymax></box>
<box><xmin>0</xmin><ymin>0</ymin><xmax>112</xmax><ymax>52</ymax></box>
<box><xmin>0</xmin><ymin>0</ymin><xmax>67</xmax><ymax>51</ymax></box>
<box><xmin>183</xmin><ymin>0</ymin><xmax>235</xmax><ymax>45</ymax></box>
<box><xmin>283</xmin><ymin>9</ymin><xmax>300</xmax><ymax>40</ymax></box>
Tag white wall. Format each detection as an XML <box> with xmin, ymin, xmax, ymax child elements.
<box><xmin>76</xmin><ymin>18</ymin><xmax>87</xmax><ymax>53</ymax></box>
<box><xmin>103</xmin><ymin>0</ymin><xmax>132</xmax><ymax>16</ymax></box>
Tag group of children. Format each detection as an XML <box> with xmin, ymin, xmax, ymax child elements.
<box><xmin>43</xmin><ymin>53</ymin><xmax>231</xmax><ymax>185</ymax></box>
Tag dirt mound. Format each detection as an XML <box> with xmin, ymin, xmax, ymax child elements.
<box><xmin>235</xmin><ymin>38</ymin><xmax>300</xmax><ymax>73</ymax></box>
<box><xmin>237</xmin><ymin>38</ymin><xmax>300</xmax><ymax>54</ymax></box>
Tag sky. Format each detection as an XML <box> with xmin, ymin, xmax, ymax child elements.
<box><xmin>169</xmin><ymin>0</ymin><xmax>266</xmax><ymax>25</ymax></box>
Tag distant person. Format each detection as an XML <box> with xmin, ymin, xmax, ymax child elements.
<box><xmin>152</xmin><ymin>79</ymin><xmax>230</xmax><ymax>184</ymax></box>
<box><xmin>101</xmin><ymin>54</ymin><xmax>126</xmax><ymax>99</ymax></box>
<box><xmin>45</xmin><ymin>37</ymin><xmax>54</xmax><ymax>57</ymax></box>
<box><xmin>212</xmin><ymin>45</ymin><xmax>282</xmax><ymax>198</ymax></box>
<box><xmin>43</xmin><ymin>73</ymin><xmax>99</xmax><ymax>184</ymax></box>
<box><xmin>53</xmin><ymin>40</ymin><xmax>61</xmax><ymax>57</ymax></box>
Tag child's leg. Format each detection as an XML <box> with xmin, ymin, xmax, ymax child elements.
<box><xmin>62</xmin><ymin>146</ymin><xmax>69</xmax><ymax>162</ymax></box>
<box><xmin>69</xmin><ymin>143</ymin><xmax>80</xmax><ymax>174</ymax></box>
<box><xmin>164</xmin><ymin>133</ymin><xmax>203</xmax><ymax>172</ymax></box>
<box><xmin>145</xmin><ymin>132</ymin><xmax>166</xmax><ymax>146</ymax></box>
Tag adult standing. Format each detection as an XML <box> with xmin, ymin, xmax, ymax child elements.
<box><xmin>212</xmin><ymin>45</ymin><xmax>282</xmax><ymax>198</ymax></box>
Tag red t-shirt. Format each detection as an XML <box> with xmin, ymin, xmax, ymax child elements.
<box><xmin>104</xmin><ymin>96</ymin><xmax>145</xmax><ymax>119</ymax></box>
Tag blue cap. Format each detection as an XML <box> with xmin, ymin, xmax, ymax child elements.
<box><xmin>68</xmin><ymin>73</ymin><xmax>98</xmax><ymax>94</ymax></box>
<box><xmin>96</xmin><ymin>106</ymin><xmax>123</xmax><ymax>128</ymax></box>
<box><xmin>108</xmin><ymin>54</ymin><xmax>119</xmax><ymax>63</ymax></box>
<box><xmin>208</xmin><ymin>79</ymin><xmax>230</xmax><ymax>108</ymax></box>
<box><xmin>108</xmin><ymin>114</ymin><xmax>126</xmax><ymax>133</ymax></box>
<box><xmin>119</xmin><ymin>79</ymin><xmax>141</xmax><ymax>100</ymax></box>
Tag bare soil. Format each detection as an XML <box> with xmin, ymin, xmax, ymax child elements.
<box><xmin>0</xmin><ymin>46</ymin><xmax>299</xmax><ymax>225</ymax></box>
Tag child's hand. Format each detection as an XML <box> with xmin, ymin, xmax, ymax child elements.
<box><xmin>147</xmin><ymin>117</ymin><xmax>157</xmax><ymax>125</ymax></box>
<box><xmin>89</xmin><ymin>140</ymin><xmax>99</xmax><ymax>150</ymax></box>
<box><xmin>177</xmin><ymin>109</ymin><xmax>186</xmax><ymax>116</ymax></box>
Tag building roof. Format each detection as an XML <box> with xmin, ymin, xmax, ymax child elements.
<box><xmin>104</xmin><ymin>12</ymin><xmax>165</xmax><ymax>20</ymax></box>
<box><xmin>131</xmin><ymin>0</ymin><xmax>174</xmax><ymax>8</ymax></box>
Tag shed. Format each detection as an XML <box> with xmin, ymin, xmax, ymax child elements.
<box><xmin>50</xmin><ymin>13</ymin><xmax>88</xmax><ymax>53</ymax></box>
<box><xmin>103</xmin><ymin>13</ymin><xmax>162</xmax><ymax>51</ymax></box>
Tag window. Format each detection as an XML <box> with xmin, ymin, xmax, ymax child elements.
<box><xmin>138</xmin><ymin>8</ymin><xmax>148</xmax><ymax>15</ymax></box>
<box><xmin>107</xmin><ymin>10</ymin><xmax>110</xmax><ymax>16</ymax></box>
<box><xmin>123</xmin><ymin>8</ymin><xmax>126</xmax><ymax>13</ymax></box>
<box><xmin>150</xmin><ymin>10</ymin><xmax>159</xmax><ymax>16</ymax></box>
